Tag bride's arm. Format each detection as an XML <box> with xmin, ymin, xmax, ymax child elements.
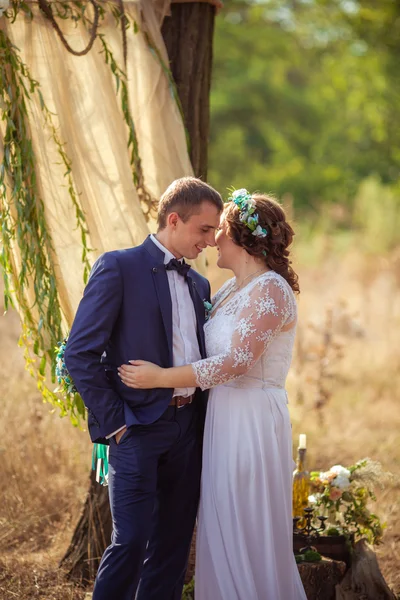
<box><xmin>191</xmin><ymin>278</ymin><xmax>296</xmax><ymax>390</ymax></box>
<box><xmin>118</xmin><ymin>360</ymin><xmax>196</xmax><ymax>389</ymax></box>
<box><xmin>119</xmin><ymin>278</ymin><xmax>295</xmax><ymax>390</ymax></box>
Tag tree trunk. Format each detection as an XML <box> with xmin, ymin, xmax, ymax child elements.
<box><xmin>60</xmin><ymin>471</ymin><xmax>112</xmax><ymax>583</ymax></box>
<box><xmin>61</xmin><ymin>2</ymin><xmax>216</xmax><ymax>583</ymax></box>
<box><xmin>335</xmin><ymin>540</ymin><xmax>396</xmax><ymax>600</ymax></box>
<box><xmin>161</xmin><ymin>2</ymin><xmax>216</xmax><ymax>179</ymax></box>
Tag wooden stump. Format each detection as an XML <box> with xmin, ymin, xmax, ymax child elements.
<box><xmin>298</xmin><ymin>558</ymin><xmax>347</xmax><ymax>600</ymax></box>
<box><xmin>335</xmin><ymin>539</ymin><xmax>396</xmax><ymax>600</ymax></box>
<box><xmin>294</xmin><ymin>534</ymin><xmax>352</xmax><ymax>568</ymax></box>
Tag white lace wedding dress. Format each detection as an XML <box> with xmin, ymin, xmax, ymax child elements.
<box><xmin>192</xmin><ymin>270</ymin><xmax>307</xmax><ymax>600</ymax></box>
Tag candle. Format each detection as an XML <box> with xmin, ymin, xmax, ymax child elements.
<box><xmin>299</xmin><ymin>434</ymin><xmax>306</xmax><ymax>449</ymax></box>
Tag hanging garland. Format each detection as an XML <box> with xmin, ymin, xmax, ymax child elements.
<box><xmin>0</xmin><ymin>26</ymin><xmax>93</xmax><ymax>422</ymax></box>
<box><xmin>37</xmin><ymin>0</ymin><xmax>100</xmax><ymax>56</ymax></box>
<box><xmin>0</xmin><ymin>0</ymin><xmax>186</xmax><ymax>426</ymax></box>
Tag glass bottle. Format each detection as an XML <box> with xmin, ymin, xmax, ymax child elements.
<box><xmin>293</xmin><ymin>434</ymin><xmax>310</xmax><ymax>519</ymax></box>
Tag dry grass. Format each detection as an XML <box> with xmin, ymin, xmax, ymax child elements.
<box><xmin>0</xmin><ymin>310</ymin><xmax>91</xmax><ymax>599</ymax></box>
<box><xmin>289</xmin><ymin>248</ymin><xmax>400</xmax><ymax>595</ymax></box>
<box><xmin>0</xmin><ymin>236</ymin><xmax>399</xmax><ymax>598</ymax></box>
<box><xmin>0</xmin><ymin>555</ymin><xmax>86</xmax><ymax>600</ymax></box>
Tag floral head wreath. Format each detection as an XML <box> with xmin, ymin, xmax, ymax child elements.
<box><xmin>228</xmin><ymin>188</ymin><xmax>268</xmax><ymax>238</ymax></box>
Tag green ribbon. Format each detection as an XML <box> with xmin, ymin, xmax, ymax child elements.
<box><xmin>92</xmin><ymin>443</ymin><xmax>109</xmax><ymax>486</ymax></box>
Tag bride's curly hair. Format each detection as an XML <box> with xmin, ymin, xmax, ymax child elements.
<box><xmin>224</xmin><ymin>193</ymin><xmax>300</xmax><ymax>294</ymax></box>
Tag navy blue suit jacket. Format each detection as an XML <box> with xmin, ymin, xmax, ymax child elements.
<box><xmin>64</xmin><ymin>236</ymin><xmax>210</xmax><ymax>444</ymax></box>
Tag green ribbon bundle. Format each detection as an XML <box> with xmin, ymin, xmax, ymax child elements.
<box><xmin>92</xmin><ymin>443</ymin><xmax>109</xmax><ymax>486</ymax></box>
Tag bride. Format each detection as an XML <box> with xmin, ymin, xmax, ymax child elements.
<box><xmin>119</xmin><ymin>189</ymin><xmax>307</xmax><ymax>600</ymax></box>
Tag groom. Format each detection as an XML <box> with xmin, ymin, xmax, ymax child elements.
<box><xmin>64</xmin><ymin>177</ymin><xmax>223</xmax><ymax>600</ymax></box>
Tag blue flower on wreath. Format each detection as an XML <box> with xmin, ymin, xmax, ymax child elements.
<box><xmin>253</xmin><ymin>225</ymin><xmax>267</xmax><ymax>238</ymax></box>
<box><xmin>228</xmin><ymin>188</ymin><xmax>268</xmax><ymax>238</ymax></box>
<box><xmin>231</xmin><ymin>188</ymin><xmax>252</xmax><ymax>208</ymax></box>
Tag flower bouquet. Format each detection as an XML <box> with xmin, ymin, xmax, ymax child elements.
<box><xmin>308</xmin><ymin>458</ymin><xmax>392</xmax><ymax>545</ymax></box>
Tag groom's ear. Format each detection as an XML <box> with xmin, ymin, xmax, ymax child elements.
<box><xmin>167</xmin><ymin>212</ymin><xmax>180</xmax><ymax>229</ymax></box>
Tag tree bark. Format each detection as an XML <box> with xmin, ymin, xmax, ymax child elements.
<box><xmin>335</xmin><ymin>540</ymin><xmax>396</xmax><ymax>600</ymax></box>
<box><xmin>161</xmin><ymin>2</ymin><xmax>216</xmax><ymax>179</ymax></box>
<box><xmin>60</xmin><ymin>471</ymin><xmax>112</xmax><ymax>584</ymax></box>
<box><xmin>61</xmin><ymin>2</ymin><xmax>216</xmax><ymax>583</ymax></box>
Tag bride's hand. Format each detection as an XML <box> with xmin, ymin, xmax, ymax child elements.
<box><xmin>118</xmin><ymin>360</ymin><xmax>164</xmax><ymax>389</ymax></box>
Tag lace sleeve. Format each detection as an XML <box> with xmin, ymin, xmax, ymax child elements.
<box><xmin>192</xmin><ymin>276</ymin><xmax>296</xmax><ymax>390</ymax></box>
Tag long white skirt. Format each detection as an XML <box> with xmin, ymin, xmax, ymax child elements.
<box><xmin>195</xmin><ymin>384</ymin><xmax>307</xmax><ymax>600</ymax></box>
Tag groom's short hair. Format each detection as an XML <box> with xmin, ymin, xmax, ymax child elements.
<box><xmin>157</xmin><ymin>177</ymin><xmax>223</xmax><ymax>230</ymax></box>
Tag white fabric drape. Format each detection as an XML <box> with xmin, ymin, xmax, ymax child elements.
<box><xmin>1</xmin><ymin>0</ymin><xmax>198</xmax><ymax>327</ymax></box>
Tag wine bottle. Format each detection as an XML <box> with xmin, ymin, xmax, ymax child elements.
<box><xmin>293</xmin><ymin>433</ymin><xmax>310</xmax><ymax>519</ymax></box>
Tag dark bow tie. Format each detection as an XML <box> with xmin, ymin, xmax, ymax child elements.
<box><xmin>165</xmin><ymin>258</ymin><xmax>191</xmax><ymax>278</ymax></box>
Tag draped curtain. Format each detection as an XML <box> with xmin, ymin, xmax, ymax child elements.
<box><xmin>1</xmin><ymin>0</ymin><xmax>199</xmax><ymax>329</ymax></box>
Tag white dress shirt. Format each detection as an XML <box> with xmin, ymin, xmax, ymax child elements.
<box><xmin>150</xmin><ymin>234</ymin><xmax>201</xmax><ymax>397</ymax></box>
<box><xmin>106</xmin><ymin>235</ymin><xmax>201</xmax><ymax>438</ymax></box>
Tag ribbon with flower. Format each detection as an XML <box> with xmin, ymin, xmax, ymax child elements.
<box><xmin>203</xmin><ymin>300</ymin><xmax>213</xmax><ymax>321</ymax></box>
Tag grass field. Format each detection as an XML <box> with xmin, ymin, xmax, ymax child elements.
<box><xmin>0</xmin><ymin>223</ymin><xmax>399</xmax><ymax>599</ymax></box>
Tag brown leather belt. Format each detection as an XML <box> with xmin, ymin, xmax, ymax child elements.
<box><xmin>169</xmin><ymin>394</ymin><xmax>194</xmax><ymax>408</ymax></box>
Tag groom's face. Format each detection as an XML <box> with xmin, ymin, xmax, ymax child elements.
<box><xmin>171</xmin><ymin>200</ymin><xmax>221</xmax><ymax>260</ymax></box>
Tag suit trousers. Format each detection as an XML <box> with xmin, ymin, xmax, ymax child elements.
<box><xmin>92</xmin><ymin>402</ymin><xmax>202</xmax><ymax>600</ymax></box>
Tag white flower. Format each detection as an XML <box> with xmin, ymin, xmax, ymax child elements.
<box><xmin>308</xmin><ymin>494</ymin><xmax>318</xmax><ymax>505</ymax></box>
<box><xmin>0</xmin><ymin>0</ymin><xmax>10</xmax><ymax>17</ymax></box>
<box><xmin>330</xmin><ymin>465</ymin><xmax>350</xmax><ymax>477</ymax></box>
<box><xmin>334</xmin><ymin>474</ymin><xmax>351</xmax><ymax>490</ymax></box>
<box><xmin>330</xmin><ymin>465</ymin><xmax>351</xmax><ymax>490</ymax></box>
<box><xmin>231</xmin><ymin>188</ymin><xmax>249</xmax><ymax>199</ymax></box>
<box><xmin>252</xmin><ymin>225</ymin><xmax>267</xmax><ymax>238</ymax></box>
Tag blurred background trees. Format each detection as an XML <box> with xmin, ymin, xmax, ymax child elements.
<box><xmin>209</xmin><ymin>0</ymin><xmax>400</xmax><ymax>223</ymax></box>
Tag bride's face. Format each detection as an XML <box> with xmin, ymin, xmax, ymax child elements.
<box><xmin>216</xmin><ymin>215</ymin><xmax>241</xmax><ymax>269</ymax></box>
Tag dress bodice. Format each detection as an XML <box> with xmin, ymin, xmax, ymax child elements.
<box><xmin>192</xmin><ymin>271</ymin><xmax>297</xmax><ymax>390</ymax></box>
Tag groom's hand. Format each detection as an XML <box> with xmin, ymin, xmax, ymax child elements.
<box><xmin>115</xmin><ymin>426</ymin><xmax>127</xmax><ymax>444</ymax></box>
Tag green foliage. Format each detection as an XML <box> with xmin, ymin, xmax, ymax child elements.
<box><xmin>209</xmin><ymin>1</ymin><xmax>400</xmax><ymax>211</ymax></box>
<box><xmin>326</xmin><ymin>527</ymin><xmax>341</xmax><ymax>536</ymax></box>
<box><xmin>353</xmin><ymin>176</ymin><xmax>400</xmax><ymax>253</ymax></box>
<box><xmin>295</xmin><ymin>550</ymin><xmax>322</xmax><ymax>563</ymax></box>
<box><xmin>181</xmin><ymin>578</ymin><xmax>194</xmax><ymax>600</ymax></box>
<box><xmin>0</xmin><ymin>30</ymin><xmax>83</xmax><ymax>422</ymax></box>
